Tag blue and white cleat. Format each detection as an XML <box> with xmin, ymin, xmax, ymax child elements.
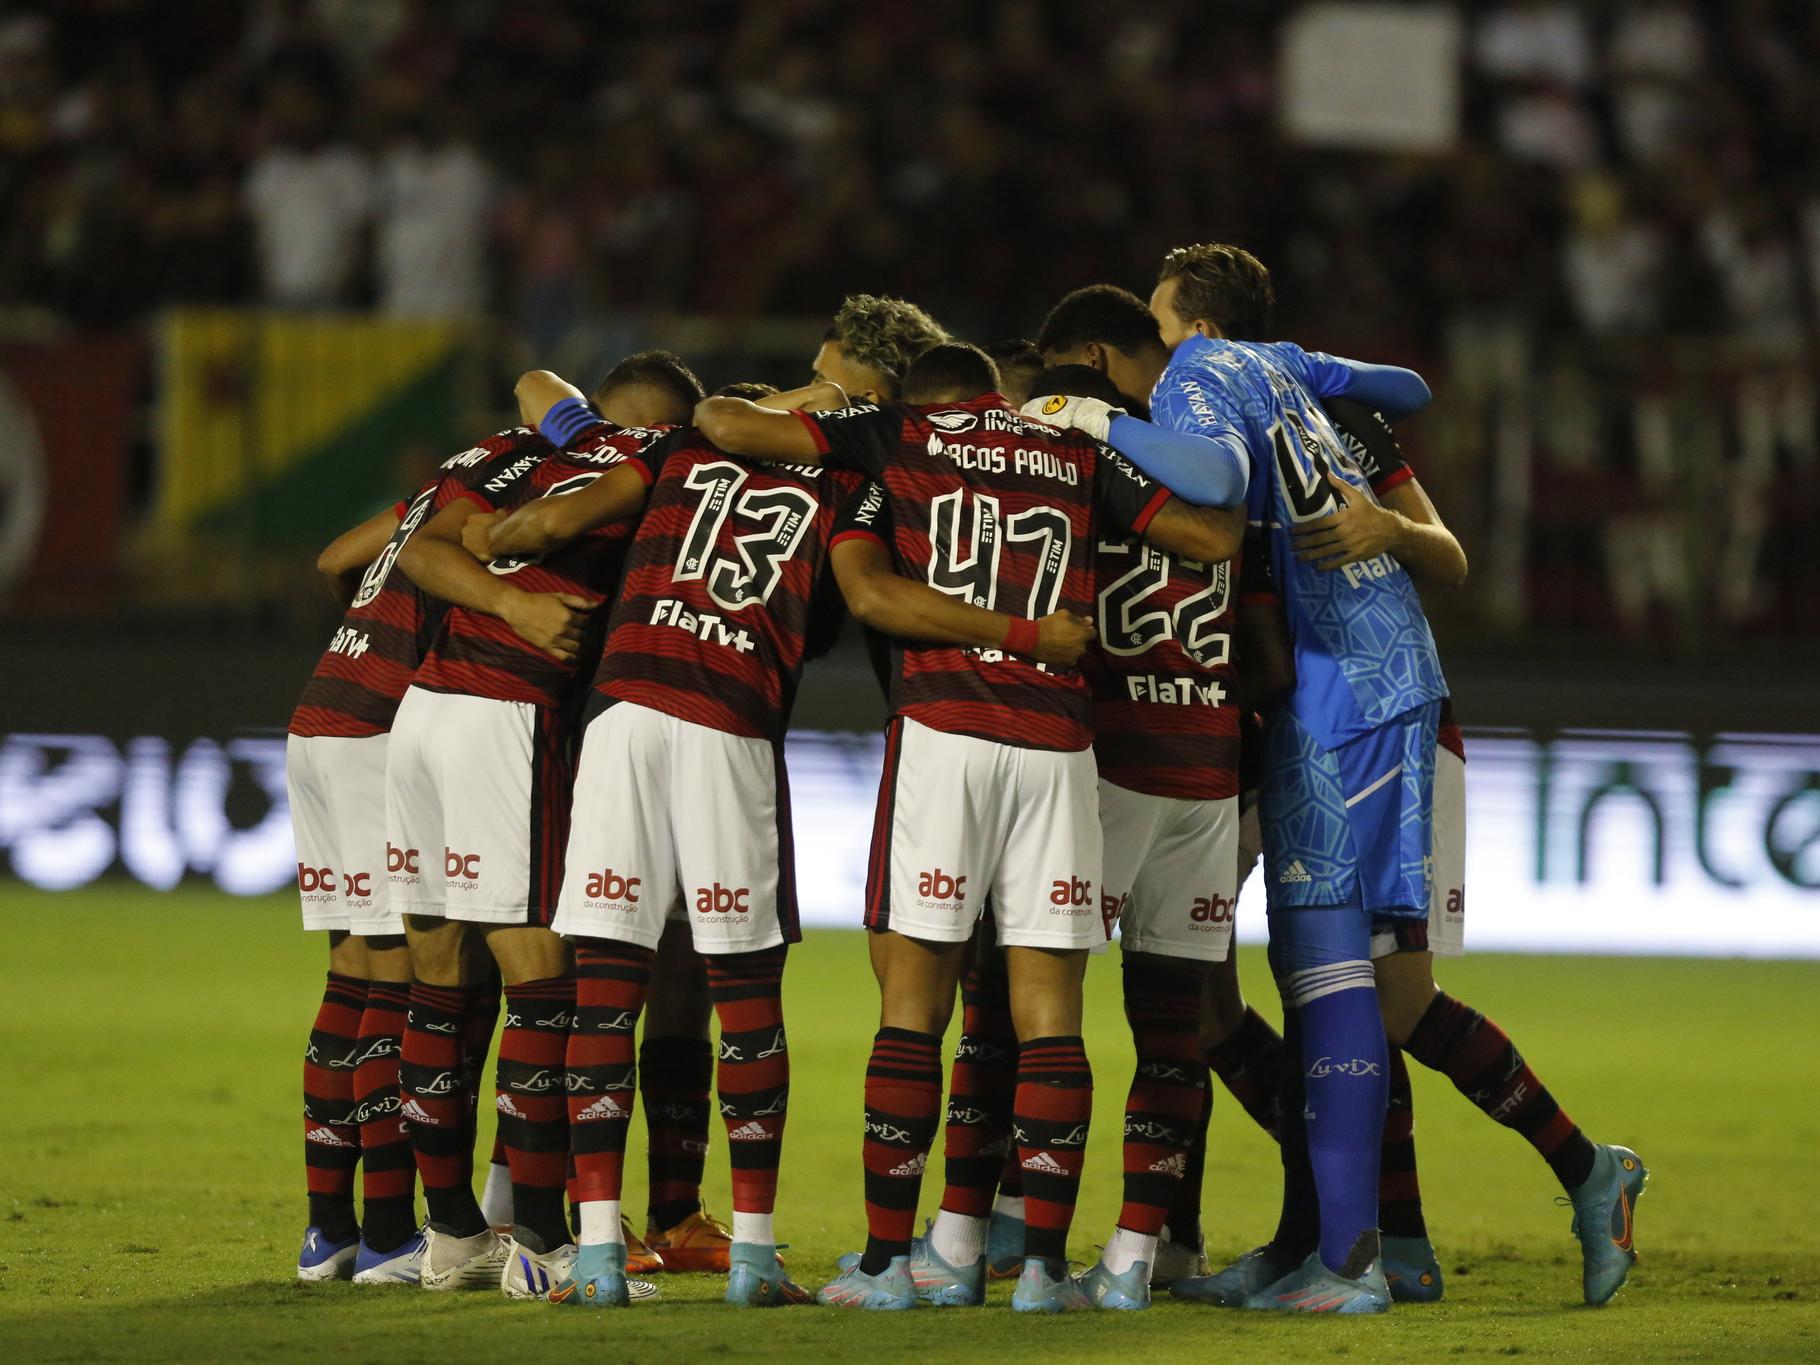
<box><xmin>297</xmin><ymin>1226</ymin><xmax>358</xmax><ymax>1282</ymax></box>
<box><xmin>1170</xmin><ymin>1243</ymin><xmax>1299</xmax><ymax>1306</ymax></box>
<box><xmin>907</xmin><ymin>1233</ymin><xmax>985</xmax><ymax>1306</ymax></box>
<box><xmin>1076</xmin><ymin>1259</ymin><xmax>1151</xmax><ymax>1310</ymax></box>
<box><xmin>550</xmin><ymin>1240</ymin><xmax>632</xmax><ymax>1308</ymax></box>
<box><xmin>726</xmin><ymin>1242</ymin><xmax>810</xmax><ymax>1307</ymax></box>
<box><xmin>1011</xmin><ymin>1257</ymin><xmax>1091</xmax><ymax>1313</ymax></box>
<box><xmin>985</xmin><ymin>1208</ymin><xmax>1026</xmax><ymax>1279</ymax></box>
<box><xmin>1243</xmin><ymin>1232</ymin><xmax>1390</xmax><ymax>1314</ymax></box>
<box><xmin>1569</xmin><ymin>1144</ymin><xmax>1648</xmax><ymax>1306</ymax></box>
<box><xmin>501</xmin><ymin>1232</ymin><xmax>576</xmax><ymax>1300</ymax></box>
<box><xmin>1382</xmin><ymin>1235</ymin><xmax>1444</xmax><ymax>1303</ymax></box>
<box><xmin>817</xmin><ymin>1255</ymin><xmax>916</xmax><ymax>1310</ymax></box>
<box><xmin>352</xmin><ymin>1229</ymin><xmax>426</xmax><ymax>1285</ymax></box>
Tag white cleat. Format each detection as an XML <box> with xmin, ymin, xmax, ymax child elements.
<box><xmin>501</xmin><ymin>1235</ymin><xmax>577</xmax><ymax>1300</ymax></box>
<box><xmin>419</xmin><ymin>1226</ymin><xmax>509</xmax><ymax>1291</ymax></box>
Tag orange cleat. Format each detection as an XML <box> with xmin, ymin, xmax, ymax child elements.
<box><xmin>623</xmin><ymin>1217</ymin><xmax>665</xmax><ymax>1275</ymax></box>
<box><xmin>645</xmin><ymin>1209</ymin><xmax>740</xmax><ymax>1274</ymax></box>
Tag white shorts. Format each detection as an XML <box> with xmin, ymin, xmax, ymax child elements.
<box><xmin>553</xmin><ymin>702</ymin><xmax>796</xmax><ymax>954</ymax></box>
<box><xmin>1099</xmin><ymin>779</ymin><xmax>1237</xmax><ymax>963</ymax></box>
<box><xmin>286</xmin><ymin>732</ymin><xmax>395</xmax><ymax>934</ymax></box>
<box><xmin>865</xmin><ymin>718</ymin><xmax>1103</xmax><ymax>951</ymax></box>
<box><xmin>384</xmin><ymin>686</ymin><xmax>573</xmax><ymax>927</ymax></box>
<box><xmin>1369</xmin><ymin>745</ymin><xmax>1466</xmax><ymax>959</ymax></box>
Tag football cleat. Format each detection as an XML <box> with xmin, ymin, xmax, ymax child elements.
<box><xmin>1382</xmin><ymin>1234</ymin><xmax>1444</xmax><ymax>1303</ymax></box>
<box><xmin>1011</xmin><ymin>1257</ymin><xmax>1092</xmax><ymax>1313</ymax></box>
<box><xmin>501</xmin><ymin>1232</ymin><xmax>576</xmax><ymax>1300</ymax></box>
<box><xmin>550</xmin><ymin>1241</ymin><xmax>633</xmax><ymax>1308</ymax></box>
<box><xmin>1076</xmin><ymin>1258</ymin><xmax>1151</xmax><ymax>1310</ymax></box>
<box><xmin>817</xmin><ymin>1255</ymin><xmax>917</xmax><ymax>1310</ymax></box>
<box><xmin>1243</xmin><ymin>1231</ymin><xmax>1390</xmax><ymax>1314</ymax></box>
<box><xmin>724</xmin><ymin>1242</ymin><xmax>810</xmax><ymax>1307</ymax></box>
<box><xmin>1149</xmin><ymin>1227</ymin><xmax>1209</xmax><ymax>1288</ymax></box>
<box><xmin>1568</xmin><ymin>1144</ymin><xmax>1648</xmax><ymax>1306</ymax></box>
<box><xmin>419</xmin><ymin>1225</ymin><xmax>509</xmax><ymax>1291</ymax></box>
<box><xmin>351</xmin><ymin>1229</ymin><xmax>426</xmax><ymax>1285</ymax></box>
<box><xmin>907</xmin><ymin>1229</ymin><xmax>986</xmax><ymax>1306</ymax></box>
<box><xmin>1170</xmin><ymin>1243</ymin><xmax>1300</xmax><ymax>1306</ymax></box>
<box><xmin>622</xmin><ymin>1217</ymin><xmax>666</xmax><ymax>1275</ymax></box>
<box><xmin>296</xmin><ymin>1226</ymin><xmax>358</xmax><ymax>1282</ymax></box>
<box><xmin>985</xmin><ymin>1207</ymin><xmax>1026</xmax><ymax>1279</ymax></box>
<box><xmin>645</xmin><ymin>1208</ymin><xmax>733</xmax><ymax>1273</ymax></box>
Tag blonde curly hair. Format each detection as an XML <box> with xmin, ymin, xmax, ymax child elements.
<box><xmin>830</xmin><ymin>294</ymin><xmax>950</xmax><ymax>389</ymax></box>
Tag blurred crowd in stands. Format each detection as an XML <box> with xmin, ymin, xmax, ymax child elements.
<box><xmin>2</xmin><ymin>0</ymin><xmax>1816</xmax><ymax>650</ymax></box>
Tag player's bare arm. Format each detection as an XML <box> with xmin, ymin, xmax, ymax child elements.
<box><xmin>694</xmin><ymin>394</ymin><xmax>834</xmax><ymax>463</ymax></box>
<box><xmin>514</xmin><ymin>369</ymin><xmax>586</xmax><ymax>428</ymax></box>
<box><xmin>1291</xmin><ymin>471</ymin><xmax>1468</xmax><ymax>586</ymax></box>
<box><xmin>831</xmin><ymin>538</ymin><xmax>1094</xmax><ymax>667</ymax></box>
<box><xmin>314</xmin><ymin>504</ymin><xmax>401</xmax><ymax>604</ymax></box>
<box><xmin>752</xmin><ymin>380</ymin><xmax>850</xmax><ymax>413</ymax></box>
<box><xmin>477</xmin><ymin>464</ymin><xmax>652</xmax><ymax>561</ymax></box>
<box><xmin>395</xmin><ymin>498</ymin><xmax>592</xmax><ymax>663</ymax></box>
<box><xmin>1137</xmin><ymin>498</ymin><xmax>1246</xmax><ymax>566</ymax></box>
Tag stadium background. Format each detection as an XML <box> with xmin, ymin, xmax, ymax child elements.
<box><xmin>0</xmin><ymin>1</ymin><xmax>1816</xmax><ymax>1359</ymax></box>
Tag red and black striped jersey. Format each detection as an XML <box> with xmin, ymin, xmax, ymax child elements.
<box><xmin>795</xmin><ymin>393</ymin><xmax>1169</xmax><ymax>752</ymax></box>
<box><xmin>1085</xmin><ymin>535</ymin><xmax>1241</xmax><ymax>801</ymax></box>
<box><xmin>288</xmin><ymin>430</ymin><xmax>546</xmax><ymax>739</ymax></box>
<box><xmin>588</xmin><ymin>431</ymin><xmax>872</xmax><ymax>739</ymax></box>
<box><xmin>411</xmin><ymin>421</ymin><xmax>674</xmax><ymax>711</ymax></box>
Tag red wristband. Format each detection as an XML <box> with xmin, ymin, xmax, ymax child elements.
<box><xmin>1003</xmin><ymin>616</ymin><xmax>1040</xmax><ymax>656</ymax></box>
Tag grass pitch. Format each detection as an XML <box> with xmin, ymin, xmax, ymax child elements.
<box><xmin>2</xmin><ymin>885</ymin><xmax>1817</xmax><ymax>1362</ymax></box>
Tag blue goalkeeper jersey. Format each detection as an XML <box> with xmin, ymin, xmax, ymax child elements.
<box><xmin>1149</xmin><ymin>334</ymin><xmax>1447</xmax><ymax>748</ymax></box>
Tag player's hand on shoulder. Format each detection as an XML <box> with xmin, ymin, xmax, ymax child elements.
<box><xmin>1033</xmin><ymin>610</ymin><xmax>1095</xmax><ymax>667</ymax></box>
<box><xmin>1019</xmin><ymin>394</ymin><xmax>1124</xmax><ymax>443</ymax></box>
<box><xmin>461</xmin><ymin>510</ymin><xmax>506</xmax><ymax>562</ymax></box>
<box><xmin>1291</xmin><ymin>470</ymin><xmax>1398</xmax><ymax>571</ymax></box>
<box><xmin>501</xmin><ymin>591</ymin><xmax>594</xmax><ymax>663</ymax></box>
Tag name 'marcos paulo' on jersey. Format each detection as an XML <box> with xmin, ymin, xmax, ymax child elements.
<box><xmin>793</xmin><ymin>393</ymin><xmax>1170</xmax><ymax>752</ymax></box>
<box><xmin>583</xmin><ymin>424</ymin><xmax>871</xmax><ymax>740</ymax></box>
<box><xmin>288</xmin><ymin>429</ymin><xmax>546</xmax><ymax>739</ymax></box>
<box><xmin>1150</xmin><ymin>335</ymin><xmax>1447</xmax><ymax>749</ymax></box>
<box><xmin>410</xmin><ymin>421</ymin><xmax>674</xmax><ymax>710</ymax></box>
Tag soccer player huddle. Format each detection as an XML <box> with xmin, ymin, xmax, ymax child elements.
<box><xmin>286</xmin><ymin>243</ymin><xmax>1646</xmax><ymax>1315</ymax></box>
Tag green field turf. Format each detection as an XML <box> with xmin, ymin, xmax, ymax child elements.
<box><xmin>2</xmin><ymin>885</ymin><xmax>1818</xmax><ymax>1362</ymax></box>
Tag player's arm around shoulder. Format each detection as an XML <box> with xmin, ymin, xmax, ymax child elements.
<box><xmin>1289</xmin><ymin>470</ymin><xmax>1467</xmax><ymax>587</ymax></box>
<box><xmin>314</xmin><ymin>503</ymin><xmax>402</xmax><ymax>603</ymax></box>
<box><xmin>694</xmin><ymin>381</ymin><xmax>848</xmax><ymax>464</ymax></box>
<box><xmin>1137</xmin><ymin>496</ymin><xmax>1246</xmax><ymax>567</ymax></box>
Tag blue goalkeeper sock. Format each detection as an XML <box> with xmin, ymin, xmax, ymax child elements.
<box><xmin>1268</xmin><ymin>903</ymin><xmax>1388</xmax><ymax>1274</ymax></box>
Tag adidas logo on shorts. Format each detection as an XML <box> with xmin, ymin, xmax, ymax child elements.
<box><xmin>1022</xmin><ymin>1151</ymin><xmax>1067</xmax><ymax>1175</ymax></box>
<box><xmin>1279</xmin><ymin>859</ymin><xmax>1313</xmax><ymax>884</ymax></box>
<box><xmin>1148</xmin><ymin>1151</ymin><xmax>1188</xmax><ymax>1176</ymax></box>
<box><xmin>495</xmin><ymin>1093</ymin><xmax>525</xmax><ymax>1119</ymax></box>
<box><xmin>727</xmin><ymin>1120</ymin><xmax>772</xmax><ymax>1142</ymax></box>
<box><xmin>575</xmin><ymin>1094</ymin><xmax>630</xmax><ymax>1121</ymax></box>
<box><xmin>887</xmin><ymin>1151</ymin><xmax>927</xmax><ymax>1176</ymax></box>
<box><xmin>304</xmin><ymin>1125</ymin><xmax>355</xmax><ymax>1148</ymax></box>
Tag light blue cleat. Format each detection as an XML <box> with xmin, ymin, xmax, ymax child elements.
<box><xmin>985</xmin><ymin>1208</ymin><xmax>1026</xmax><ymax>1279</ymax></box>
<box><xmin>726</xmin><ymin>1242</ymin><xmax>810</xmax><ymax>1307</ymax></box>
<box><xmin>351</xmin><ymin>1229</ymin><xmax>426</xmax><ymax>1285</ymax></box>
<box><xmin>817</xmin><ymin>1255</ymin><xmax>916</xmax><ymax>1310</ymax></box>
<box><xmin>1170</xmin><ymin>1243</ymin><xmax>1300</xmax><ymax>1306</ymax></box>
<box><xmin>907</xmin><ymin>1233</ymin><xmax>985</xmax><ymax>1306</ymax></box>
<box><xmin>1243</xmin><ymin>1232</ymin><xmax>1390</xmax><ymax>1314</ymax></box>
<box><xmin>549</xmin><ymin>1240</ymin><xmax>629</xmax><ymax>1308</ymax></box>
<box><xmin>1569</xmin><ymin>1144</ymin><xmax>1648</xmax><ymax>1306</ymax></box>
<box><xmin>1382</xmin><ymin>1235</ymin><xmax>1444</xmax><ymax>1303</ymax></box>
<box><xmin>1076</xmin><ymin>1259</ymin><xmax>1151</xmax><ymax>1310</ymax></box>
<box><xmin>1011</xmin><ymin>1257</ymin><xmax>1091</xmax><ymax>1313</ymax></box>
<box><xmin>297</xmin><ymin>1226</ymin><xmax>359</xmax><ymax>1282</ymax></box>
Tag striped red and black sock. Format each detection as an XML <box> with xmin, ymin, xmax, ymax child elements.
<box><xmin>640</xmin><ymin>1035</ymin><xmax>713</xmax><ymax>1231</ymax></box>
<box><xmin>707</xmin><ymin>946</ymin><xmax>789</xmax><ymax>1220</ymax></box>
<box><xmin>941</xmin><ymin>964</ymin><xmax>1019</xmax><ymax>1218</ymax></box>
<box><xmin>1406</xmin><ymin>993</ymin><xmax>1597</xmax><ymax>1191</ymax></box>
<box><xmin>568</xmin><ymin>943</ymin><xmax>651</xmax><ymax>1208</ymax></box>
<box><xmin>354</xmin><ymin>979</ymin><xmax>416</xmax><ymax>1252</ymax></box>
<box><xmin>860</xmin><ymin>1027</ymin><xmax>942</xmax><ymax>1274</ymax></box>
<box><xmin>1118</xmin><ymin>959</ymin><xmax>1207</xmax><ymax>1239</ymax></box>
<box><xmin>1206</xmin><ymin>1006</ymin><xmax>1284</xmax><ymax>1141</ymax></box>
<box><xmin>1163</xmin><ymin>1075</ymin><xmax>1215</xmax><ymax>1247</ymax></box>
<box><xmin>304</xmin><ymin>971</ymin><xmax>366</xmax><ymax>1241</ymax></box>
<box><xmin>1014</xmin><ymin>1035</ymin><xmax>1092</xmax><ymax>1270</ymax></box>
<box><xmin>497</xmin><ymin>976</ymin><xmax>575</xmax><ymax>1250</ymax></box>
<box><xmin>1379</xmin><ymin>1048</ymin><xmax>1427</xmax><ymax>1238</ymax></box>
<box><xmin>402</xmin><ymin>981</ymin><xmax>486</xmax><ymax>1235</ymax></box>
